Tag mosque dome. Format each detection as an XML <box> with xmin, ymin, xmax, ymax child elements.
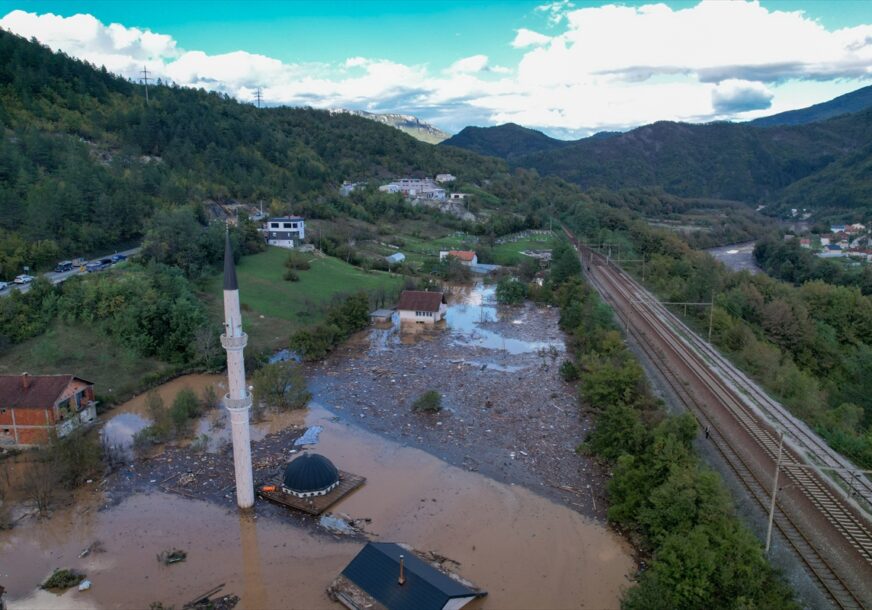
<box><xmin>282</xmin><ymin>453</ymin><xmax>340</xmax><ymax>498</ymax></box>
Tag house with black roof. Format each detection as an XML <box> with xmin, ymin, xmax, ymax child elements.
<box><xmin>330</xmin><ymin>542</ymin><xmax>486</xmax><ymax>610</ymax></box>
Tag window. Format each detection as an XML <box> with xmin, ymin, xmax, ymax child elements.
<box><xmin>270</xmin><ymin>223</ymin><xmax>279</xmax><ymax>228</ymax></box>
<box><xmin>283</xmin><ymin>223</ymin><xmax>292</xmax><ymax>228</ymax></box>
<box><xmin>2</xmin><ymin>428</ymin><xmax>8</xmax><ymax>434</ymax></box>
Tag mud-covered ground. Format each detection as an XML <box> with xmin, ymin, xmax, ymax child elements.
<box><xmin>308</xmin><ymin>282</ymin><xmax>610</xmax><ymax>518</ymax></box>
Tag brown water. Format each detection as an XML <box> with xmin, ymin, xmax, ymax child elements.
<box><xmin>3</xmin><ymin>398</ymin><xmax>634</xmax><ymax>609</ymax></box>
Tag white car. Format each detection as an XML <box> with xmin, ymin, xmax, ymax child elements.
<box><xmin>13</xmin><ymin>274</ymin><xmax>34</xmax><ymax>284</ymax></box>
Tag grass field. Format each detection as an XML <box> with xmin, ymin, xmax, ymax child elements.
<box><xmin>490</xmin><ymin>234</ymin><xmax>556</xmax><ymax>265</ymax></box>
<box><xmin>0</xmin><ymin>323</ymin><xmax>170</xmax><ymax>402</ymax></box>
<box><xmin>201</xmin><ymin>247</ymin><xmax>405</xmax><ymax>353</ymax></box>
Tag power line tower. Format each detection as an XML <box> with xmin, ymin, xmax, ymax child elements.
<box><xmin>140</xmin><ymin>66</ymin><xmax>152</xmax><ymax>105</ymax></box>
<box><xmin>254</xmin><ymin>88</ymin><xmax>263</xmax><ymax>108</ymax></box>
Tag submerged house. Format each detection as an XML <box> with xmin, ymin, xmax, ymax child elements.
<box><xmin>0</xmin><ymin>374</ymin><xmax>97</xmax><ymax>447</ymax></box>
<box><xmin>396</xmin><ymin>291</ymin><xmax>447</xmax><ymax>324</ymax></box>
<box><xmin>332</xmin><ymin>542</ymin><xmax>486</xmax><ymax>610</ymax></box>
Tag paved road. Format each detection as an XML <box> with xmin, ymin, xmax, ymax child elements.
<box><xmin>0</xmin><ymin>246</ymin><xmax>141</xmax><ymax>297</ymax></box>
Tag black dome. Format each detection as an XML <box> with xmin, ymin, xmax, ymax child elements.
<box><xmin>283</xmin><ymin>453</ymin><xmax>339</xmax><ymax>493</ymax></box>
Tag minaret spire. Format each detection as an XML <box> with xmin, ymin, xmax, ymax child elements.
<box><xmin>220</xmin><ymin>231</ymin><xmax>254</xmax><ymax>509</ymax></box>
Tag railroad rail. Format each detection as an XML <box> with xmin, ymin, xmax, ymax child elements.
<box><xmin>565</xmin><ymin>227</ymin><xmax>872</xmax><ymax>608</ymax></box>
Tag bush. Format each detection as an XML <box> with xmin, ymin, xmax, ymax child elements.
<box><xmin>412</xmin><ymin>390</ymin><xmax>442</xmax><ymax>413</ymax></box>
<box><xmin>252</xmin><ymin>361</ymin><xmax>311</xmax><ymax>411</ymax></box>
<box><xmin>42</xmin><ymin>568</ymin><xmax>85</xmax><ymax>590</ymax></box>
<box><xmin>285</xmin><ymin>253</ymin><xmax>311</xmax><ymax>270</ymax></box>
<box><xmin>496</xmin><ymin>277</ymin><xmax>528</xmax><ymax>305</ymax></box>
<box><xmin>559</xmin><ymin>359</ymin><xmax>579</xmax><ymax>382</ymax></box>
<box><xmin>283</xmin><ymin>269</ymin><xmax>300</xmax><ymax>282</ymax></box>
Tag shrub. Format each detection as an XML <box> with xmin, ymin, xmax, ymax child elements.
<box><xmin>412</xmin><ymin>390</ymin><xmax>442</xmax><ymax>413</ymax></box>
<box><xmin>283</xmin><ymin>269</ymin><xmax>300</xmax><ymax>282</ymax></box>
<box><xmin>496</xmin><ymin>277</ymin><xmax>528</xmax><ymax>304</ymax></box>
<box><xmin>285</xmin><ymin>252</ymin><xmax>311</xmax><ymax>270</ymax></box>
<box><xmin>42</xmin><ymin>569</ymin><xmax>85</xmax><ymax>590</ymax></box>
<box><xmin>559</xmin><ymin>359</ymin><xmax>579</xmax><ymax>382</ymax></box>
<box><xmin>252</xmin><ymin>361</ymin><xmax>311</xmax><ymax>411</ymax></box>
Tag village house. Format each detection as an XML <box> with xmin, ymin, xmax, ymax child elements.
<box><xmin>435</xmin><ymin>173</ymin><xmax>456</xmax><ymax>183</ymax></box>
<box><xmin>379</xmin><ymin>178</ymin><xmax>447</xmax><ymax>201</ymax></box>
<box><xmin>265</xmin><ymin>216</ymin><xmax>305</xmax><ymax>249</ymax></box>
<box><xmin>397</xmin><ymin>290</ymin><xmax>447</xmax><ymax>324</ymax></box>
<box><xmin>339</xmin><ymin>181</ymin><xmax>365</xmax><ymax>197</ymax></box>
<box><xmin>800</xmin><ymin>238</ymin><xmax>811</xmax><ymax>249</ymax></box>
<box><xmin>439</xmin><ymin>250</ymin><xmax>478</xmax><ymax>266</ymax></box>
<box><xmin>0</xmin><ymin>374</ymin><xmax>97</xmax><ymax>447</ymax></box>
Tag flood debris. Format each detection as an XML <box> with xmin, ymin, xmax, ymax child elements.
<box><xmin>157</xmin><ymin>548</ymin><xmax>187</xmax><ymax>565</ymax></box>
<box><xmin>41</xmin><ymin>568</ymin><xmax>85</xmax><ymax>590</ymax></box>
<box><xmin>78</xmin><ymin>579</ymin><xmax>92</xmax><ymax>592</ymax></box>
<box><xmin>293</xmin><ymin>425</ymin><xmax>323</xmax><ymax>446</ymax></box>
<box><xmin>182</xmin><ymin>584</ymin><xmax>239</xmax><ymax>610</ymax></box>
<box><xmin>79</xmin><ymin>540</ymin><xmax>105</xmax><ymax>558</ymax></box>
<box><xmin>307</xmin><ymin>283</ymin><xmax>608</xmax><ymax>518</ymax></box>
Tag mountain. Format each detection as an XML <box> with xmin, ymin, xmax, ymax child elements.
<box><xmin>333</xmin><ymin>109</ymin><xmax>450</xmax><ymax>144</ymax></box>
<box><xmin>517</xmin><ymin>114</ymin><xmax>872</xmax><ymax>202</ymax></box>
<box><xmin>0</xmin><ymin>30</ymin><xmax>511</xmax><ymax>257</ymax></box>
<box><xmin>751</xmin><ymin>85</ymin><xmax>872</xmax><ymax>127</ymax></box>
<box><xmin>441</xmin><ymin>123</ymin><xmax>569</xmax><ymax>159</ymax></box>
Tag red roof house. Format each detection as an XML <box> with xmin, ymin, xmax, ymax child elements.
<box><xmin>0</xmin><ymin>374</ymin><xmax>97</xmax><ymax>446</ymax></box>
<box><xmin>397</xmin><ymin>291</ymin><xmax>448</xmax><ymax>324</ymax></box>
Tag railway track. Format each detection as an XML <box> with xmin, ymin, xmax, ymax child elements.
<box><xmin>566</xmin><ymin>231</ymin><xmax>872</xmax><ymax>608</ymax></box>
<box><xmin>646</xmin><ymin>283</ymin><xmax>872</xmax><ymax>509</ymax></box>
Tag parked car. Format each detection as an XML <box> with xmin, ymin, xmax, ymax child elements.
<box><xmin>100</xmin><ymin>258</ymin><xmax>112</xmax><ymax>266</ymax></box>
<box><xmin>14</xmin><ymin>274</ymin><xmax>34</xmax><ymax>284</ymax></box>
<box><xmin>85</xmin><ymin>262</ymin><xmax>104</xmax><ymax>273</ymax></box>
<box><xmin>0</xmin><ymin>281</ymin><xmax>8</xmax><ymax>291</ymax></box>
<box><xmin>110</xmin><ymin>253</ymin><xmax>127</xmax><ymax>263</ymax></box>
<box><xmin>55</xmin><ymin>261</ymin><xmax>73</xmax><ymax>273</ymax></box>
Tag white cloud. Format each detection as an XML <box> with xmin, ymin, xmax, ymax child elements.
<box><xmin>512</xmin><ymin>28</ymin><xmax>551</xmax><ymax>48</ymax></box>
<box><xmin>535</xmin><ymin>1</ymin><xmax>575</xmax><ymax>26</ymax></box>
<box><xmin>448</xmin><ymin>54</ymin><xmax>489</xmax><ymax>74</ymax></box>
<box><xmin>2</xmin><ymin>3</ymin><xmax>872</xmax><ymax>137</ymax></box>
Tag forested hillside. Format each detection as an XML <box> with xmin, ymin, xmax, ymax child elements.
<box><xmin>751</xmin><ymin>84</ymin><xmax>872</xmax><ymax>127</ymax></box>
<box><xmin>0</xmin><ymin>30</ymin><xmax>510</xmax><ymax>267</ymax></box>
<box><xmin>442</xmin><ymin>91</ymin><xmax>872</xmax><ymax>216</ymax></box>
<box><xmin>441</xmin><ymin>122</ymin><xmax>569</xmax><ymax>159</ymax></box>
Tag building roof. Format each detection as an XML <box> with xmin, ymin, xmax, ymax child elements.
<box><xmin>223</xmin><ymin>231</ymin><xmax>238</xmax><ymax>291</ymax></box>
<box><xmin>268</xmin><ymin>216</ymin><xmax>305</xmax><ymax>222</ymax></box>
<box><xmin>283</xmin><ymin>453</ymin><xmax>340</xmax><ymax>493</ymax></box>
<box><xmin>447</xmin><ymin>250</ymin><xmax>476</xmax><ymax>262</ymax></box>
<box><xmin>0</xmin><ymin>375</ymin><xmax>91</xmax><ymax>410</ymax></box>
<box><xmin>396</xmin><ymin>291</ymin><xmax>446</xmax><ymax>313</ymax></box>
<box><xmin>386</xmin><ymin>252</ymin><xmax>406</xmax><ymax>263</ymax></box>
<box><xmin>341</xmin><ymin>542</ymin><xmax>483</xmax><ymax>610</ymax></box>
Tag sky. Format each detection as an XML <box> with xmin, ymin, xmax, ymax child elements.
<box><xmin>1</xmin><ymin>1</ymin><xmax>871</xmax><ymax>138</ymax></box>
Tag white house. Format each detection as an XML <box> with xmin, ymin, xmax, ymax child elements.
<box><xmin>397</xmin><ymin>291</ymin><xmax>447</xmax><ymax>324</ymax></box>
<box><xmin>435</xmin><ymin>174</ymin><xmax>456</xmax><ymax>183</ymax></box>
<box><xmin>265</xmin><ymin>217</ymin><xmax>305</xmax><ymax>249</ymax></box>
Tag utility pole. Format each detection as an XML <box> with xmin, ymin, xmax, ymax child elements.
<box><xmin>140</xmin><ymin>66</ymin><xmax>152</xmax><ymax>105</ymax></box>
<box><xmin>254</xmin><ymin>88</ymin><xmax>263</xmax><ymax>108</ymax></box>
<box><xmin>708</xmin><ymin>291</ymin><xmax>715</xmax><ymax>343</ymax></box>
<box><xmin>766</xmin><ymin>431</ymin><xmax>785</xmax><ymax>555</ymax></box>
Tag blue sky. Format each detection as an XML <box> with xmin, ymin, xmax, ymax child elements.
<box><xmin>2</xmin><ymin>1</ymin><xmax>871</xmax><ymax>137</ymax></box>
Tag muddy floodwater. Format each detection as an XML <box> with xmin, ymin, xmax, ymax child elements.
<box><xmin>706</xmin><ymin>241</ymin><xmax>761</xmax><ymax>274</ymax></box>
<box><xmin>2</xmin><ymin>402</ymin><xmax>633</xmax><ymax>609</ymax></box>
<box><xmin>2</xmin><ymin>282</ymin><xmax>636</xmax><ymax>609</ymax></box>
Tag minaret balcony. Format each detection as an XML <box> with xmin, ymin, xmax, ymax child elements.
<box><xmin>221</xmin><ymin>333</ymin><xmax>248</xmax><ymax>350</ymax></box>
<box><xmin>224</xmin><ymin>394</ymin><xmax>252</xmax><ymax>410</ymax></box>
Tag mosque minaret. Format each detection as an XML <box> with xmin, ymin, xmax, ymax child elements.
<box><xmin>221</xmin><ymin>231</ymin><xmax>255</xmax><ymax>509</ymax></box>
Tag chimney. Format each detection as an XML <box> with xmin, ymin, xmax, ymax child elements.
<box><xmin>20</xmin><ymin>372</ymin><xmax>30</xmax><ymax>390</ymax></box>
<box><xmin>398</xmin><ymin>555</ymin><xmax>406</xmax><ymax>586</ymax></box>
